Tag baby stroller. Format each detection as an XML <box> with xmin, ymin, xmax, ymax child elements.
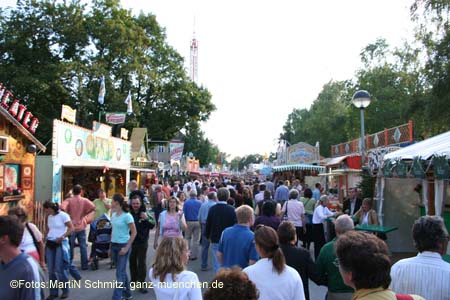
<box><xmin>88</xmin><ymin>213</ymin><xmax>113</xmax><ymax>270</ymax></box>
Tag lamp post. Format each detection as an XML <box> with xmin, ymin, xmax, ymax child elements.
<box><xmin>352</xmin><ymin>90</ymin><xmax>371</xmax><ymax>167</ymax></box>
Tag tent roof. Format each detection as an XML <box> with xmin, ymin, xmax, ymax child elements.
<box><xmin>272</xmin><ymin>164</ymin><xmax>325</xmax><ymax>172</ymax></box>
<box><xmin>384</xmin><ymin>131</ymin><xmax>450</xmax><ymax>161</ymax></box>
<box><xmin>326</xmin><ymin>155</ymin><xmax>348</xmax><ymax>166</ymax></box>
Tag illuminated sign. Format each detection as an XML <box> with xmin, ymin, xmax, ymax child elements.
<box><xmin>0</xmin><ymin>82</ymin><xmax>39</xmax><ymax>134</ymax></box>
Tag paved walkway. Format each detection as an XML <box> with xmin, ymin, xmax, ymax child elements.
<box><xmin>47</xmin><ymin>231</ymin><xmax>327</xmax><ymax>300</ymax></box>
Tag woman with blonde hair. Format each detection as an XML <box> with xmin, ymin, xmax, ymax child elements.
<box><xmin>154</xmin><ymin>196</ymin><xmax>187</xmax><ymax>249</ymax></box>
<box><xmin>244</xmin><ymin>225</ymin><xmax>305</xmax><ymax>300</ymax></box>
<box><xmin>149</xmin><ymin>237</ymin><xmax>202</xmax><ymax>300</ymax></box>
<box><xmin>353</xmin><ymin>198</ymin><xmax>378</xmax><ymax>225</ymax></box>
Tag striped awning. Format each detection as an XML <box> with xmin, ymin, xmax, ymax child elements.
<box><xmin>272</xmin><ymin>164</ymin><xmax>325</xmax><ymax>172</ymax></box>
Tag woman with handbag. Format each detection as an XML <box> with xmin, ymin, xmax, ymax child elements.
<box><xmin>153</xmin><ymin>196</ymin><xmax>187</xmax><ymax>250</ymax></box>
<box><xmin>43</xmin><ymin>200</ymin><xmax>79</xmax><ymax>300</ymax></box>
<box><xmin>281</xmin><ymin>189</ymin><xmax>306</xmax><ymax>247</ymax></box>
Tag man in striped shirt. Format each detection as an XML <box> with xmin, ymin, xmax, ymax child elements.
<box><xmin>390</xmin><ymin>216</ymin><xmax>450</xmax><ymax>300</ymax></box>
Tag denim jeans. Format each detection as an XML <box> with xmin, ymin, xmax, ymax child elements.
<box><xmin>46</xmin><ymin>239</ymin><xmax>70</xmax><ymax>296</ymax></box>
<box><xmin>70</xmin><ymin>229</ymin><xmax>88</xmax><ymax>269</ymax></box>
<box><xmin>201</xmin><ymin>225</ymin><xmax>210</xmax><ymax>269</ymax></box>
<box><xmin>211</xmin><ymin>243</ymin><xmax>221</xmax><ymax>273</ymax></box>
<box><xmin>111</xmin><ymin>243</ymin><xmax>132</xmax><ymax>300</ymax></box>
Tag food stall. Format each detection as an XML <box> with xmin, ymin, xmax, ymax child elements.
<box><xmin>51</xmin><ymin>119</ymin><xmax>130</xmax><ymax>202</ymax></box>
<box><xmin>0</xmin><ymin>82</ymin><xmax>46</xmax><ymax>217</ymax></box>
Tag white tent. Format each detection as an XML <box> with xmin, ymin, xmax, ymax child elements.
<box><xmin>384</xmin><ymin>130</ymin><xmax>450</xmax><ymax>160</ymax></box>
<box><xmin>383</xmin><ymin>130</ymin><xmax>450</xmax><ymax>216</ymax></box>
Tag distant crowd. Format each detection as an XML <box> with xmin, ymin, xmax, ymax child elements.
<box><xmin>0</xmin><ymin>176</ymin><xmax>449</xmax><ymax>300</ymax></box>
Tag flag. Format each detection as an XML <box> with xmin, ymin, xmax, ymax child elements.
<box><xmin>124</xmin><ymin>91</ymin><xmax>132</xmax><ymax>115</ymax></box>
<box><xmin>98</xmin><ymin>76</ymin><xmax>105</xmax><ymax>105</ymax></box>
<box><xmin>61</xmin><ymin>105</ymin><xmax>76</xmax><ymax>123</ymax></box>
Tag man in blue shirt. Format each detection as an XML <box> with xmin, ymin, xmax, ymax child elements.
<box><xmin>183</xmin><ymin>189</ymin><xmax>202</xmax><ymax>260</ymax></box>
<box><xmin>217</xmin><ymin>205</ymin><xmax>258</xmax><ymax>269</ymax></box>
<box><xmin>274</xmin><ymin>180</ymin><xmax>289</xmax><ymax>205</ymax></box>
<box><xmin>198</xmin><ymin>192</ymin><xmax>217</xmax><ymax>271</ymax></box>
<box><xmin>205</xmin><ymin>188</ymin><xmax>237</xmax><ymax>273</ymax></box>
<box><xmin>0</xmin><ymin>216</ymin><xmax>44</xmax><ymax>300</ymax></box>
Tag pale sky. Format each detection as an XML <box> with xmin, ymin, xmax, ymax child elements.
<box><xmin>2</xmin><ymin>0</ymin><xmax>416</xmax><ymax>159</ymax></box>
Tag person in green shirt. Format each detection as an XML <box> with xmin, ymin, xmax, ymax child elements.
<box><xmin>315</xmin><ymin>214</ymin><xmax>354</xmax><ymax>300</ymax></box>
<box><xmin>93</xmin><ymin>188</ymin><xmax>112</xmax><ymax>220</ymax></box>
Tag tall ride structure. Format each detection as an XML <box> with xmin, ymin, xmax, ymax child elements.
<box><xmin>190</xmin><ymin>31</ymin><xmax>198</xmax><ymax>83</ymax></box>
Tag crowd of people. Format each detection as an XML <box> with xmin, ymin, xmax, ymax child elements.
<box><xmin>0</xmin><ymin>176</ymin><xmax>449</xmax><ymax>300</ymax></box>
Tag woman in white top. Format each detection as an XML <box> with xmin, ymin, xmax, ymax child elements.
<box><xmin>312</xmin><ymin>195</ymin><xmax>335</xmax><ymax>259</ymax></box>
<box><xmin>149</xmin><ymin>236</ymin><xmax>202</xmax><ymax>300</ymax></box>
<box><xmin>243</xmin><ymin>225</ymin><xmax>305</xmax><ymax>300</ymax></box>
<box><xmin>43</xmin><ymin>200</ymin><xmax>77</xmax><ymax>300</ymax></box>
<box><xmin>8</xmin><ymin>206</ymin><xmax>46</xmax><ymax>270</ymax></box>
<box><xmin>281</xmin><ymin>189</ymin><xmax>306</xmax><ymax>247</ymax></box>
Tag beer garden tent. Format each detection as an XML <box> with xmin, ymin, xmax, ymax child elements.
<box><xmin>383</xmin><ymin>130</ymin><xmax>450</xmax><ymax>216</ymax></box>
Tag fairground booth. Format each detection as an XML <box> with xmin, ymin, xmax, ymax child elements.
<box><xmin>0</xmin><ymin>82</ymin><xmax>46</xmax><ymax>217</ymax></box>
<box><xmin>273</xmin><ymin>141</ymin><xmax>325</xmax><ymax>187</ymax></box>
<box><xmin>51</xmin><ymin>119</ymin><xmax>131</xmax><ymax>202</ymax></box>
<box><xmin>381</xmin><ymin>130</ymin><xmax>450</xmax><ymax>258</ymax></box>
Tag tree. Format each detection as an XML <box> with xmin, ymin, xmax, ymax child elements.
<box><xmin>0</xmin><ymin>0</ymin><xmax>215</xmax><ymax>150</ymax></box>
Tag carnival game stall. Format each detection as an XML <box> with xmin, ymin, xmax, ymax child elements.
<box><xmin>0</xmin><ymin>82</ymin><xmax>46</xmax><ymax>217</ymax></box>
<box><xmin>51</xmin><ymin>120</ymin><xmax>131</xmax><ymax>202</ymax></box>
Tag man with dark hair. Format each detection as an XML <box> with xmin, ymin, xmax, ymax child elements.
<box><xmin>274</xmin><ymin>180</ymin><xmax>289</xmax><ymax>205</ymax></box>
<box><xmin>205</xmin><ymin>187</ymin><xmax>237</xmax><ymax>273</ymax></box>
<box><xmin>342</xmin><ymin>188</ymin><xmax>362</xmax><ymax>217</ymax></box>
<box><xmin>61</xmin><ymin>184</ymin><xmax>96</xmax><ymax>270</ymax></box>
<box><xmin>0</xmin><ymin>216</ymin><xmax>44</xmax><ymax>300</ymax></box>
<box><xmin>313</xmin><ymin>183</ymin><xmax>322</xmax><ymax>201</ymax></box>
<box><xmin>391</xmin><ymin>216</ymin><xmax>450</xmax><ymax>300</ymax></box>
<box><xmin>316</xmin><ymin>215</ymin><xmax>354</xmax><ymax>300</ymax></box>
<box><xmin>198</xmin><ymin>192</ymin><xmax>217</xmax><ymax>271</ymax></box>
<box><xmin>183</xmin><ymin>189</ymin><xmax>202</xmax><ymax>261</ymax></box>
<box><xmin>335</xmin><ymin>231</ymin><xmax>423</xmax><ymax>300</ymax></box>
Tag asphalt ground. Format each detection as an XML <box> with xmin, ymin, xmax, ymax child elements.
<box><xmin>42</xmin><ymin>229</ymin><xmax>327</xmax><ymax>300</ymax></box>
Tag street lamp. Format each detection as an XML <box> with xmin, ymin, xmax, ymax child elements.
<box><xmin>352</xmin><ymin>90</ymin><xmax>371</xmax><ymax>167</ymax></box>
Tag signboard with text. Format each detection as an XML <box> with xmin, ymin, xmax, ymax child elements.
<box><xmin>286</xmin><ymin>142</ymin><xmax>317</xmax><ymax>164</ymax></box>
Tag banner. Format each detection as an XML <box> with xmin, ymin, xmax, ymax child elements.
<box><xmin>61</xmin><ymin>105</ymin><xmax>76</xmax><ymax>123</ymax></box>
<box><xmin>169</xmin><ymin>141</ymin><xmax>184</xmax><ymax>161</ymax></box>
<box><xmin>98</xmin><ymin>76</ymin><xmax>105</xmax><ymax>105</ymax></box>
<box><xmin>411</xmin><ymin>157</ymin><xmax>426</xmax><ymax>179</ymax></box>
<box><xmin>433</xmin><ymin>155</ymin><xmax>450</xmax><ymax>180</ymax></box>
<box><xmin>105</xmin><ymin>112</ymin><xmax>126</xmax><ymax>124</ymax></box>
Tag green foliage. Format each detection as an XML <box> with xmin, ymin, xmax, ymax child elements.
<box><xmin>182</xmin><ymin>122</ymin><xmax>221</xmax><ymax>167</ymax></box>
<box><xmin>0</xmin><ymin>0</ymin><xmax>215</xmax><ymax>151</ymax></box>
<box><xmin>279</xmin><ymin>0</ymin><xmax>450</xmax><ymax>157</ymax></box>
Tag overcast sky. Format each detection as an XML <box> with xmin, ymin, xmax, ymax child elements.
<box><xmin>2</xmin><ymin>0</ymin><xmax>416</xmax><ymax>159</ymax></box>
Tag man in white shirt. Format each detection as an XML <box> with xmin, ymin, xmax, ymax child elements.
<box><xmin>390</xmin><ymin>216</ymin><xmax>450</xmax><ymax>300</ymax></box>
